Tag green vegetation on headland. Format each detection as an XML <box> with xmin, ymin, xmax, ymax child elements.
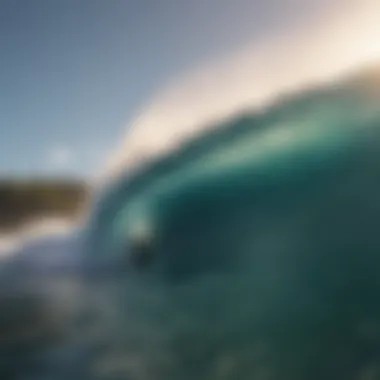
<box><xmin>0</xmin><ymin>180</ymin><xmax>90</xmax><ymax>233</ymax></box>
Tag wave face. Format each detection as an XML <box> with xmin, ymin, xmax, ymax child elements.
<box><xmin>4</xmin><ymin>66</ymin><xmax>380</xmax><ymax>379</ymax></box>
<box><xmin>79</xmin><ymin>66</ymin><xmax>380</xmax><ymax>379</ymax></box>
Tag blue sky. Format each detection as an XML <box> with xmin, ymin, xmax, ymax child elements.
<box><xmin>1</xmin><ymin>0</ymin><xmax>379</xmax><ymax>179</ymax></box>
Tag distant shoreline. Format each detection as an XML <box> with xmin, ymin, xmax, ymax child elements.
<box><xmin>0</xmin><ymin>180</ymin><xmax>89</xmax><ymax>234</ymax></box>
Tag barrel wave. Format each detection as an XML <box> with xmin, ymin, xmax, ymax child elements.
<box><xmin>3</xmin><ymin>66</ymin><xmax>380</xmax><ymax>379</ymax></box>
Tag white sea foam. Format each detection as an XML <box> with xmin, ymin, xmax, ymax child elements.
<box><xmin>0</xmin><ymin>218</ymin><xmax>76</xmax><ymax>259</ymax></box>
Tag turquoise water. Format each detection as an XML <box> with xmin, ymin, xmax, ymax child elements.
<box><xmin>83</xmin><ymin>70</ymin><xmax>380</xmax><ymax>379</ymax></box>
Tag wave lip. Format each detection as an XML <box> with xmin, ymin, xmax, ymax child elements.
<box><xmin>103</xmin><ymin>0</ymin><xmax>380</xmax><ymax>183</ymax></box>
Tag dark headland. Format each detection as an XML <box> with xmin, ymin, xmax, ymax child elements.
<box><xmin>0</xmin><ymin>179</ymin><xmax>89</xmax><ymax>233</ymax></box>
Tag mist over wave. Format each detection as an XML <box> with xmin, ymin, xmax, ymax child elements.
<box><xmin>104</xmin><ymin>0</ymin><xmax>380</xmax><ymax>181</ymax></box>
